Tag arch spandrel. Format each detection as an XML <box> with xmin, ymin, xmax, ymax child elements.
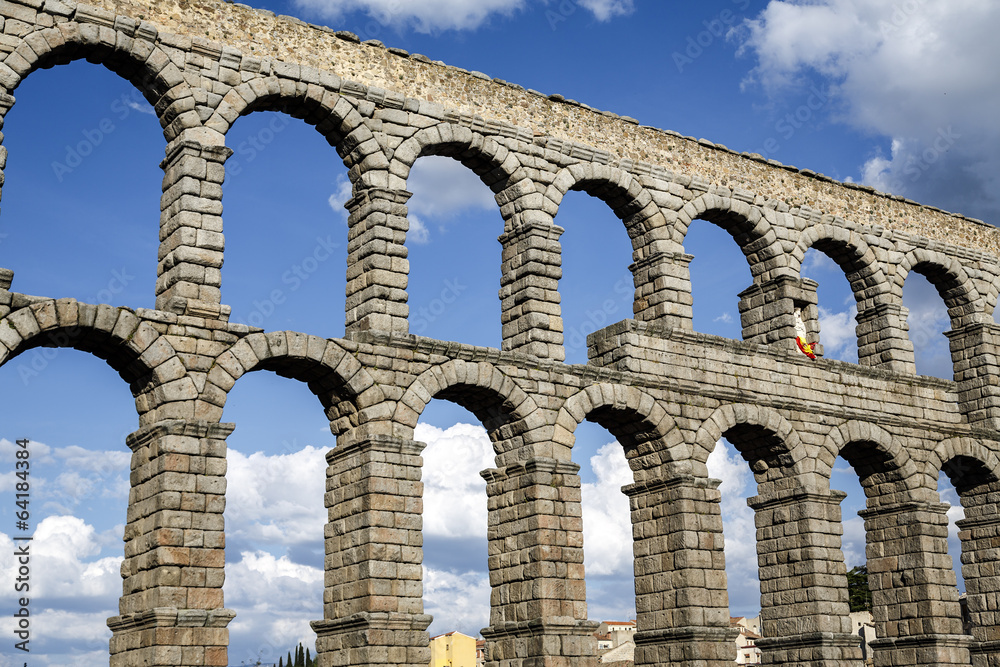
<box><xmin>896</xmin><ymin>247</ymin><xmax>986</xmax><ymax>329</ymax></box>
<box><xmin>0</xmin><ymin>299</ymin><xmax>182</xmax><ymax>420</ymax></box>
<box><xmin>207</xmin><ymin>77</ymin><xmax>371</xmax><ymax>165</ymax></box>
<box><xmin>543</xmin><ymin>163</ymin><xmax>670</xmax><ymax>253</ymax></box>
<box><xmin>692</xmin><ymin>402</ymin><xmax>807</xmax><ymax>481</ymax></box>
<box><xmin>927</xmin><ymin>436</ymin><xmax>1000</xmax><ymax>494</ymax></box>
<box><xmin>554</xmin><ymin>382</ymin><xmax>688</xmax><ymax>478</ymax></box>
<box><xmin>5</xmin><ymin>24</ymin><xmax>197</xmax><ymax>140</ymax></box>
<box><xmin>205</xmin><ymin>331</ymin><xmax>376</xmax><ymax>432</ymax></box>
<box><xmin>674</xmin><ymin>193</ymin><xmax>786</xmax><ymax>282</ymax></box>
<box><xmin>392</xmin><ymin>358</ymin><xmax>540</xmax><ymax>456</ymax></box>
<box><xmin>391</xmin><ymin>123</ymin><xmax>526</xmax><ymax>200</ymax></box>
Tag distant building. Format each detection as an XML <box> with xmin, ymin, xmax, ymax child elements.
<box><xmin>849</xmin><ymin>611</ymin><xmax>876</xmax><ymax>662</ymax></box>
<box><xmin>475</xmin><ymin>639</ymin><xmax>487</xmax><ymax>667</ymax></box>
<box><xmin>593</xmin><ymin>620</ymin><xmax>637</xmax><ymax>664</ymax></box>
<box><xmin>429</xmin><ymin>631</ymin><xmax>477</xmax><ymax>667</ymax></box>
<box><xmin>731</xmin><ymin>617</ymin><xmax>762</xmax><ymax>665</ymax></box>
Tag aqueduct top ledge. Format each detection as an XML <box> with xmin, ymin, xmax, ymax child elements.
<box><xmin>81</xmin><ymin>0</ymin><xmax>999</xmax><ymax>255</ymax></box>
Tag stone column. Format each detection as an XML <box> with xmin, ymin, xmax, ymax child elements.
<box><xmin>313</xmin><ymin>435</ymin><xmax>431</xmax><ymax>667</ymax></box>
<box><xmin>856</xmin><ymin>303</ymin><xmax>916</xmax><ymax>373</ymax></box>
<box><xmin>480</xmin><ymin>458</ymin><xmax>598</xmax><ymax>667</ymax></box>
<box><xmin>344</xmin><ymin>187</ymin><xmax>411</xmax><ymax>337</ymax></box>
<box><xmin>956</xmin><ymin>480</ymin><xmax>1000</xmax><ymax>667</ymax></box>
<box><xmin>108</xmin><ymin>420</ymin><xmax>235</xmax><ymax>667</ymax></box>
<box><xmin>946</xmin><ymin>322</ymin><xmax>1000</xmax><ymax>429</ymax></box>
<box><xmin>630</xmin><ymin>252</ymin><xmax>694</xmax><ymax>330</ymax></box>
<box><xmin>499</xmin><ymin>221</ymin><xmax>565</xmax><ymax>361</ymax></box>
<box><xmin>859</xmin><ymin>500</ymin><xmax>972</xmax><ymax>666</ymax></box>
<box><xmin>738</xmin><ymin>276</ymin><xmax>822</xmax><ymax>354</ymax></box>
<box><xmin>157</xmin><ymin>128</ymin><xmax>232</xmax><ymax>320</ymax></box>
<box><xmin>747</xmin><ymin>487</ymin><xmax>864</xmax><ymax>666</ymax></box>
<box><xmin>623</xmin><ymin>476</ymin><xmax>734</xmax><ymax>667</ymax></box>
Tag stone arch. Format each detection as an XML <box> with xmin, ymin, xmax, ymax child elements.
<box><xmin>554</xmin><ymin>382</ymin><xmax>686</xmax><ymax>466</ymax></box>
<box><xmin>392</xmin><ymin>123</ymin><xmax>526</xmax><ymax>196</ymax></box>
<box><xmin>393</xmin><ymin>358</ymin><xmax>539</xmax><ymax>454</ymax></box>
<box><xmin>5</xmin><ymin>23</ymin><xmax>197</xmax><ymax>139</ymax></box>
<box><xmin>0</xmin><ymin>300</ymin><xmax>181</xmax><ymax>421</ymax></box>
<box><xmin>927</xmin><ymin>436</ymin><xmax>1000</xmax><ymax>494</ymax></box>
<box><xmin>895</xmin><ymin>247</ymin><xmax>984</xmax><ymax>329</ymax></box>
<box><xmin>206</xmin><ymin>75</ymin><xmax>373</xmax><ymax>168</ymax></box>
<box><xmin>692</xmin><ymin>402</ymin><xmax>806</xmax><ymax>478</ymax></box>
<box><xmin>206</xmin><ymin>331</ymin><xmax>378</xmax><ymax>433</ymax></box>
<box><xmin>792</xmin><ymin>224</ymin><xmax>892</xmax><ymax>311</ymax></box>
<box><xmin>542</xmin><ymin>163</ymin><xmax>669</xmax><ymax>253</ymax></box>
<box><xmin>675</xmin><ymin>193</ymin><xmax>785</xmax><ymax>280</ymax></box>
<box><xmin>819</xmin><ymin>420</ymin><xmax>921</xmax><ymax>500</ymax></box>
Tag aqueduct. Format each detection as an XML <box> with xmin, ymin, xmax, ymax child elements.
<box><xmin>0</xmin><ymin>1</ymin><xmax>998</xmax><ymax>665</ymax></box>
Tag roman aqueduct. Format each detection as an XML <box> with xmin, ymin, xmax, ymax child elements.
<box><xmin>0</xmin><ymin>1</ymin><xmax>997</xmax><ymax>665</ymax></box>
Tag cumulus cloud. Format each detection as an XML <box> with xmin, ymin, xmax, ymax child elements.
<box><xmin>737</xmin><ymin>0</ymin><xmax>1000</xmax><ymax>222</ymax></box>
<box><xmin>581</xmin><ymin>442</ymin><xmax>633</xmax><ymax>577</ymax></box>
<box><xmin>423</xmin><ymin>567</ymin><xmax>492</xmax><ymax>636</ymax></box>
<box><xmin>419</xmin><ymin>422</ymin><xmax>495</xmax><ymax>539</ymax></box>
<box><xmin>707</xmin><ymin>439</ymin><xmax>759</xmax><ymax>614</ymax></box>
<box><xmin>225</xmin><ymin>445</ymin><xmax>328</xmax><ymax>553</ymax></box>
<box><xmin>407</xmin><ymin>156</ymin><xmax>498</xmax><ymax>221</ymax></box>
<box><xmin>327</xmin><ymin>174</ymin><xmax>353</xmax><ymax>219</ymax></box>
<box><xmin>225</xmin><ymin>550</ymin><xmax>325</xmax><ymax>663</ymax></box>
<box><xmin>818</xmin><ymin>304</ymin><xmax>859</xmax><ymax>362</ymax></box>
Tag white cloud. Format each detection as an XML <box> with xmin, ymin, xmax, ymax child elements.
<box><xmin>817</xmin><ymin>304</ymin><xmax>858</xmax><ymax>362</ymax></box>
<box><xmin>707</xmin><ymin>439</ymin><xmax>759</xmax><ymax>614</ymax></box>
<box><xmin>327</xmin><ymin>174</ymin><xmax>353</xmax><ymax>219</ymax></box>
<box><xmin>225</xmin><ymin>551</ymin><xmax>325</xmax><ymax>665</ymax></box>
<box><xmin>841</xmin><ymin>515</ymin><xmax>866</xmax><ymax>568</ymax></box>
<box><xmin>293</xmin><ymin>0</ymin><xmax>527</xmax><ymax>33</ymax></box>
<box><xmin>409</xmin><ymin>214</ymin><xmax>431</xmax><ymax>244</ymax></box>
<box><xmin>575</xmin><ymin>0</ymin><xmax>635</xmax><ymax>22</ymax></box>
<box><xmin>737</xmin><ymin>0</ymin><xmax>1000</xmax><ymax>221</ymax></box>
<box><xmin>713</xmin><ymin>312</ymin><xmax>734</xmax><ymax>324</ymax></box>
<box><xmin>581</xmin><ymin>442</ymin><xmax>633</xmax><ymax>577</ymax></box>
<box><xmin>423</xmin><ymin>567</ymin><xmax>491</xmax><ymax>637</ymax></box>
<box><xmin>800</xmin><ymin>248</ymin><xmax>837</xmax><ymax>276</ymax></box>
<box><xmin>419</xmin><ymin>422</ymin><xmax>495</xmax><ymax>539</ymax></box>
<box><xmin>225</xmin><ymin>445</ymin><xmax>328</xmax><ymax>549</ymax></box>
<box><xmin>407</xmin><ymin>156</ymin><xmax>497</xmax><ymax>220</ymax></box>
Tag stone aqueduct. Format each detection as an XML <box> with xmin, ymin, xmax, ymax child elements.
<box><xmin>0</xmin><ymin>1</ymin><xmax>998</xmax><ymax>666</ymax></box>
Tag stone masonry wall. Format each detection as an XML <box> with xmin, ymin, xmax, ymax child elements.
<box><xmin>0</xmin><ymin>1</ymin><xmax>996</xmax><ymax>666</ymax></box>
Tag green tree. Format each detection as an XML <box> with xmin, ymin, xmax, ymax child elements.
<box><xmin>847</xmin><ymin>565</ymin><xmax>873</xmax><ymax>612</ymax></box>
<box><xmin>278</xmin><ymin>658</ymin><xmax>283</xmax><ymax>667</ymax></box>
<box><xmin>286</xmin><ymin>651</ymin><xmax>293</xmax><ymax>667</ymax></box>
<box><xmin>305</xmin><ymin>647</ymin><xmax>313</xmax><ymax>666</ymax></box>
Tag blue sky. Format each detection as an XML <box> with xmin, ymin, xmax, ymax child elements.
<box><xmin>0</xmin><ymin>0</ymin><xmax>997</xmax><ymax>664</ymax></box>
